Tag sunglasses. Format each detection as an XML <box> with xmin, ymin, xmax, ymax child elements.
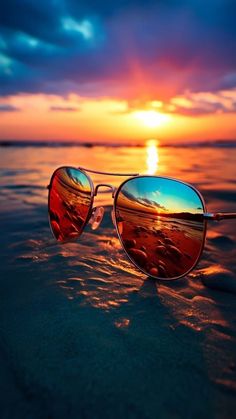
<box><xmin>48</xmin><ymin>166</ymin><xmax>236</xmax><ymax>281</ymax></box>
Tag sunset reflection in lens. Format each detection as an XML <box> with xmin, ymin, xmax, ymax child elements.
<box><xmin>49</xmin><ymin>167</ymin><xmax>93</xmax><ymax>241</ymax></box>
<box><xmin>115</xmin><ymin>177</ymin><xmax>206</xmax><ymax>279</ymax></box>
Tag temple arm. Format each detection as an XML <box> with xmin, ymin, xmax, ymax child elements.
<box><xmin>204</xmin><ymin>212</ymin><xmax>236</xmax><ymax>221</ymax></box>
<box><xmin>78</xmin><ymin>166</ymin><xmax>139</xmax><ymax>176</ymax></box>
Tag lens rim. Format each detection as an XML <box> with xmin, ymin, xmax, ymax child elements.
<box><xmin>113</xmin><ymin>175</ymin><xmax>207</xmax><ymax>281</ymax></box>
<box><xmin>48</xmin><ymin>166</ymin><xmax>94</xmax><ymax>242</ymax></box>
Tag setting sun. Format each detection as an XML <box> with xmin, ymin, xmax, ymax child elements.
<box><xmin>133</xmin><ymin>110</ymin><xmax>170</xmax><ymax>128</ymax></box>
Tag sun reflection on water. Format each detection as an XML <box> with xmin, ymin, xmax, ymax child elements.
<box><xmin>146</xmin><ymin>139</ymin><xmax>159</xmax><ymax>174</ymax></box>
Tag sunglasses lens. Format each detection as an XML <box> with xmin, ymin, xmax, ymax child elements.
<box><xmin>115</xmin><ymin>176</ymin><xmax>205</xmax><ymax>279</ymax></box>
<box><xmin>48</xmin><ymin>167</ymin><xmax>93</xmax><ymax>241</ymax></box>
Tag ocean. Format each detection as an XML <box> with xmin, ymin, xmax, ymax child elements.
<box><xmin>0</xmin><ymin>140</ymin><xmax>236</xmax><ymax>418</ymax></box>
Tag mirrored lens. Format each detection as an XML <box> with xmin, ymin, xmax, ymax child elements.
<box><xmin>115</xmin><ymin>176</ymin><xmax>205</xmax><ymax>279</ymax></box>
<box><xmin>48</xmin><ymin>167</ymin><xmax>93</xmax><ymax>241</ymax></box>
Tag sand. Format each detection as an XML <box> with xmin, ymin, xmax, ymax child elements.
<box><xmin>0</xmin><ymin>142</ymin><xmax>236</xmax><ymax>418</ymax></box>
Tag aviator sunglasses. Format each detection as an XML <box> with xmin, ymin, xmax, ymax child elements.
<box><xmin>48</xmin><ymin>167</ymin><xmax>236</xmax><ymax>281</ymax></box>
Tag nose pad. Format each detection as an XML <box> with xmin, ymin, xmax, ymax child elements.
<box><xmin>89</xmin><ymin>206</ymin><xmax>105</xmax><ymax>230</ymax></box>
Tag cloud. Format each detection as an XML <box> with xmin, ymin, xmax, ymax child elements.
<box><xmin>0</xmin><ymin>0</ymin><xmax>236</xmax><ymax>103</ymax></box>
<box><xmin>168</xmin><ymin>89</ymin><xmax>236</xmax><ymax>116</ymax></box>
<box><xmin>50</xmin><ymin>105</ymin><xmax>79</xmax><ymax>111</ymax></box>
<box><xmin>0</xmin><ymin>103</ymin><xmax>20</xmax><ymax>112</ymax></box>
<box><xmin>139</xmin><ymin>198</ymin><xmax>166</xmax><ymax>210</ymax></box>
<box><xmin>122</xmin><ymin>189</ymin><xmax>166</xmax><ymax>211</ymax></box>
<box><xmin>116</xmin><ymin>88</ymin><xmax>236</xmax><ymax>116</ymax></box>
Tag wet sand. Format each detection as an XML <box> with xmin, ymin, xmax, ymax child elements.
<box><xmin>117</xmin><ymin>208</ymin><xmax>204</xmax><ymax>278</ymax></box>
<box><xmin>0</xmin><ymin>142</ymin><xmax>236</xmax><ymax>418</ymax></box>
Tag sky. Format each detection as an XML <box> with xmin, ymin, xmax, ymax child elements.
<box><xmin>0</xmin><ymin>0</ymin><xmax>236</xmax><ymax>143</ymax></box>
<box><xmin>119</xmin><ymin>176</ymin><xmax>203</xmax><ymax>214</ymax></box>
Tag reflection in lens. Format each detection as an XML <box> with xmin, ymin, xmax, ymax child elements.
<box><xmin>115</xmin><ymin>176</ymin><xmax>205</xmax><ymax>279</ymax></box>
<box><xmin>49</xmin><ymin>167</ymin><xmax>92</xmax><ymax>241</ymax></box>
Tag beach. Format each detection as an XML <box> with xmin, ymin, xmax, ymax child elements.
<box><xmin>0</xmin><ymin>140</ymin><xmax>236</xmax><ymax>418</ymax></box>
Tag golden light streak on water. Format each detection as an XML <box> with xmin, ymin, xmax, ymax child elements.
<box><xmin>146</xmin><ymin>139</ymin><xmax>159</xmax><ymax>174</ymax></box>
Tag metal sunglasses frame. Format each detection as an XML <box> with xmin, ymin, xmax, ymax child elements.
<box><xmin>48</xmin><ymin>166</ymin><xmax>236</xmax><ymax>281</ymax></box>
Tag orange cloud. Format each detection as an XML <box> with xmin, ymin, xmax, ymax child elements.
<box><xmin>0</xmin><ymin>92</ymin><xmax>236</xmax><ymax>143</ymax></box>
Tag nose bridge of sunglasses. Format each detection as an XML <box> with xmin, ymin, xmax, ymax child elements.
<box><xmin>94</xmin><ymin>183</ymin><xmax>117</xmax><ymax>198</ymax></box>
<box><xmin>88</xmin><ymin>184</ymin><xmax>118</xmax><ymax>230</ymax></box>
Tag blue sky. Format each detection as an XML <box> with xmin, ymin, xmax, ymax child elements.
<box><xmin>120</xmin><ymin>176</ymin><xmax>203</xmax><ymax>213</ymax></box>
<box><xmin>1</xmin><ymin>0</ymin><xmax>236</xmax><ymax>102</ymax></box>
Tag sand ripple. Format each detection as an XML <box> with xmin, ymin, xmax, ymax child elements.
<box><xmin>1</xmin><ymin>144</ymin><xmax>236</xmax><ymax>417</ymax></box>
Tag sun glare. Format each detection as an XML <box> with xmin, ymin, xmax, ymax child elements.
<box><xmin>134</xmin><ymin>110</ymin><xmax>169</xmax><ymax>128</ymax></box>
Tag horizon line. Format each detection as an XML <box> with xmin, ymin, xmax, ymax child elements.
<box><xmin>1</xmin><ymin>138</ymin><xmax>236</xmax><ymax>148</ymax></box>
